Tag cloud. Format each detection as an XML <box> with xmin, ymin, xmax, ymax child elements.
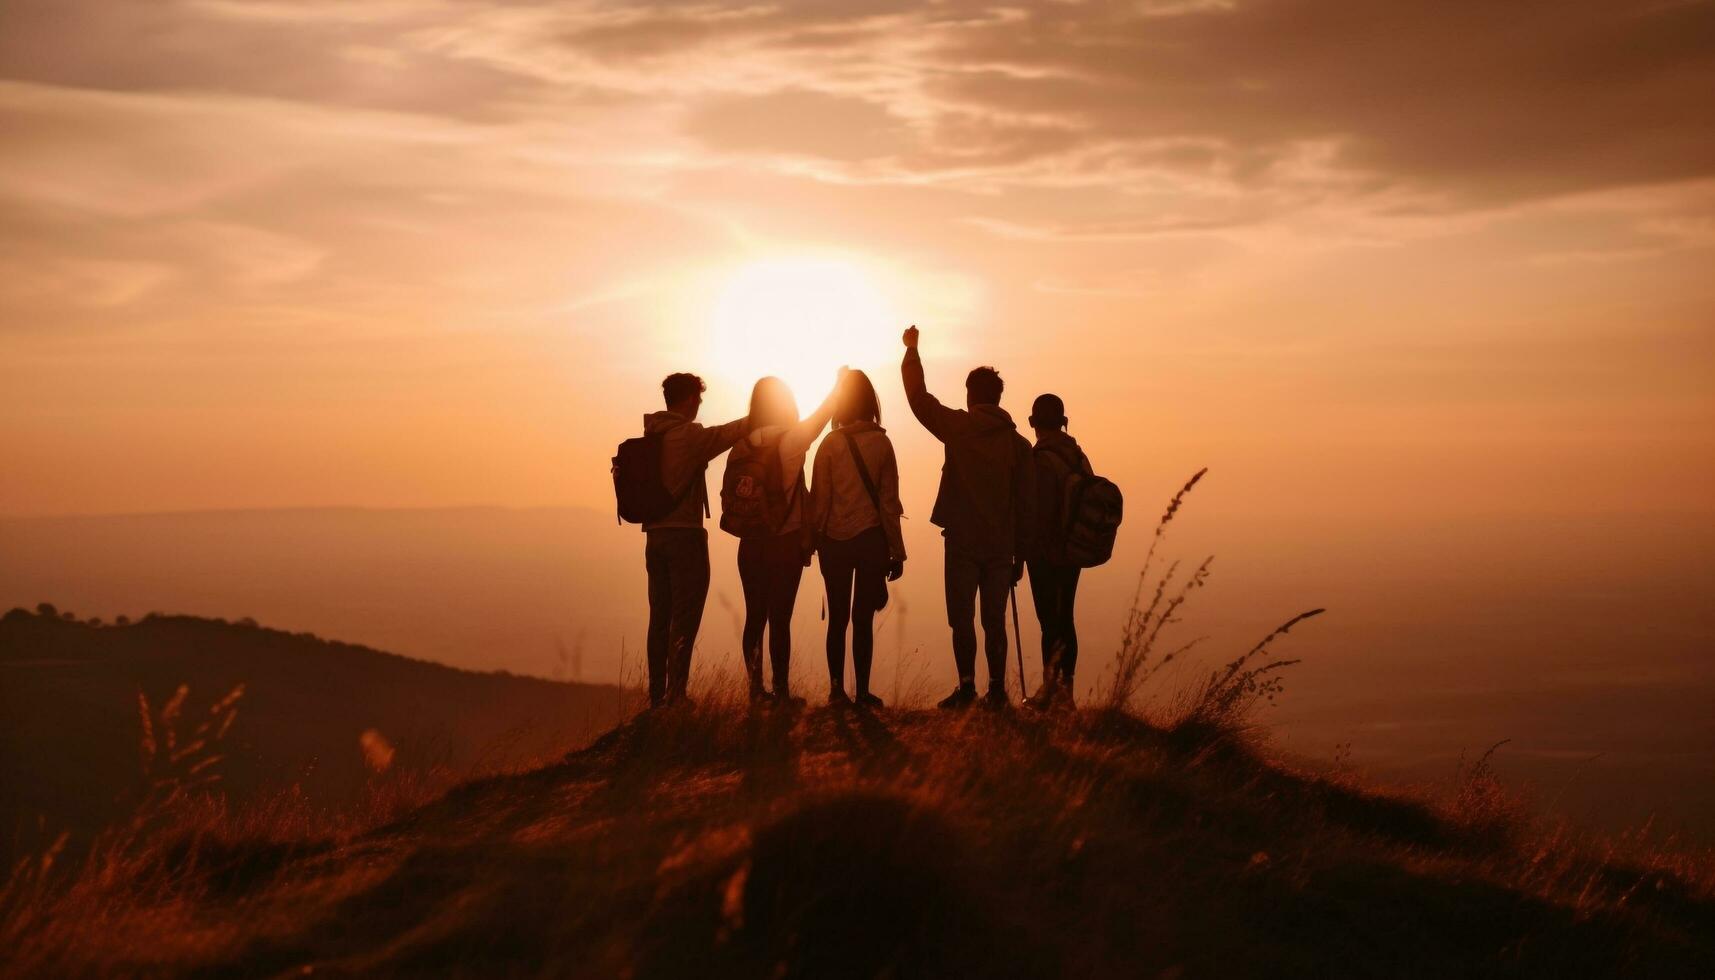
<box><xmin>10</xmin><ymin>1</ymin><xmax>1711</xmax><ymax>205</ymax></box>
<box><xmin>684</xmin><ymin>89</ymin><xmax>914</xmax><ymax>162</ymax></box>
<box><xmin>0</xmin><ymin>0</ymin><xmax>539</xmax><ymax>121</ymax></box>
<box><xmin>933</xmin><ymin>0</ymin><xmax>1715</xmax><ymax>203</ymax></box>
<box><xmin>1</xmin><ymin>0</ymin><xmax>1711</xmax><ymax>339</ymax></box>
<box><xmin>533</xmin><ymin>0</ymin><xmax>1715</xmax><ymax>207</ymax></box>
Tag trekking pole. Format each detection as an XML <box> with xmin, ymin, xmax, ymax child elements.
<box><xmin>1009</xmin><ymin>581</ymin><xmax>1026</xmax><ymax>700</ymax></box>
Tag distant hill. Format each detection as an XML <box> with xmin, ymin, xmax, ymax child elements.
<box><xmin>7</xmin><ymin>697</ymin><xmax>1712</xmax><ymax>978</ymax></box>
<box><xmin>0</xmin><ymin>607</ymin><xmax>627</xmax><ymax>863</ymax></box>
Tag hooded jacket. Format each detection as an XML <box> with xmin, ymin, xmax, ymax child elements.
<box><xmin>901</xmin><ymin>348</ymin><xmax>1036</xmax><ymax>561</ymax></box>
<box><xmin>809</xmin><ymin>421</ymin><xmax>906</xmax><ymax>561</ymax></box>
<box><xmin>640</xmin><ymin>410</ymin><xmax>750</xmax><ymax>532</ymax></box>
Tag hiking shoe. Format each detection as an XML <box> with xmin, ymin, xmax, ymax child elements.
<box><xmin>937</xmin><ymin>686</ymin><xmax>977</xmax><ymax>710</ymax></box>
<box><xmin>981</xmin><ymin>688</ymin><xmax>1010</xmax><ymax>711</ymax></box>
<box><xmin>828</xmin><ymin>689</ymin><xmax>852</xmax><ymax>707</ymax></box>
<box><xmin>1022</xmin><ymin>683</ymin><xmax>1055</xmax><ymax>711</ymax></box>
<box><xmin>855</xmin><ymin>692</ymin><xmax>884</xmax><ymax>710</ymax></box>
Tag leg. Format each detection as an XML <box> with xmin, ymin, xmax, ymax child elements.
<box><xmin>851</xmin><ymin>566</ymin><xmax>881</xmax><ymax>697</ymax></box>
<box><xmin>767</xmin><ymin>542</ymin><xmax>804</xmax><ymax>695</ymax></box>
<box><xmin>943</xmin><ymin>543</ymin><xmax>979</xmax><ymax>689</ymax></box>
<box><xmin>737</xmin><ymin>539</ymin><xmax>769</xmax><ymax>695</ymax></box>
<box><xmin>851</xmin><ymin>528</ymin><xmax>891</xmax><ymax>699</ymax></box>
<box><xmin>1027</xmin><ymin>560</ymin><xmax>1063</xmax><ymax>687</ymax></box>
<box><xmin>644</xmin><ymin>534</ymin><xmax>672</xmax><ymax>706</ymax></box>
<box><xmin>820</xmin><ymin>547</ymin><xmax>855</xmax><ymax>695</ymax></box>
<box><xmin>977</xmin><ymin>558</ymin><xmax>1012</xmax><ymax>695</ymax></box>
<box><xmin>1058</xmin><ymin>567</ymin><xmax>1082</xmax><ymax>687</ymax></box>
<box><xmin>665</xmin><ymin>531</ymin><xmax>710</xmax><ymax>702</ymax></box>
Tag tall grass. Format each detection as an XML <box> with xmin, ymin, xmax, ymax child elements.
<box><xmin>1103</xmin><ymin>468</ymin><xmax>1208</xmax><ymax>710</ymax></box>
<box><xmin>1100</xmin><ymin>468</ymin><xmax>1322</xmax><ymax>736</ymax></box>
<box><xmin>1177</xmin><ymin>606</ymin><xmax>1325</xmax><ymax>729</ymax></box>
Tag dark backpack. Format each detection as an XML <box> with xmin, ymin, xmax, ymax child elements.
<box><xmin>1040</xmin><ymin>444</ymin><xmax>1123</xmax><ymax>568</ymax></box>
<box><xmin>719</xmin><ymin>436</ymin><xmax>796</xmax><ymax>538</ymax></box>
<box><xmin>612</xmin><ymin>425</ymin><xmax>696</xmax><ymax>525</ymax></box>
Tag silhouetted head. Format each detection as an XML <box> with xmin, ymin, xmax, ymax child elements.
<box><xmin>662</xmin><ymin>372</ymin><xmax>706</xmax><ymax>421</ymax></box>
<box><xmin>834</xmin><ymin>370</ymin><xmax>881</xmax><ymax>427</ymax></box>
<box><xmin>965</xmin><ymin>366</ymin><xmax>1004</xmax><ymax>408</ymax></box>
<box><xmin>1029</xmin><ymin>393</ymin><xmax>1067</xmax><ymax>435</ymax></box>
<box><xmin>748</xmin><ymin>376</ymin><xmax>800</xmax><ymax>430</ymax></box>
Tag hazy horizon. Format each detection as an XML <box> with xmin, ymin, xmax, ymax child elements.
<box><xmin>8</xmin><ymin>501</ymin><xmax>1711</xmax><ymax>840</ymax></box>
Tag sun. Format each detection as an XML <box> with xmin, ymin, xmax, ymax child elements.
<box><xmin>706</xmin><ymin>256</ymin><xmax>897</xmax><ymax>406</ymax></box>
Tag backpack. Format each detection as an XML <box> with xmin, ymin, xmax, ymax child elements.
<box><xmin>612</xmin><ymin>425</ymin><xmax>697</xmax><ymax>525</ymax></box>
<box><xmin>719</xmin><ymin>436</ymin><xmax>796</xmax><ymax>538</ymax></box>
<box><xmin>1039</xmin><ymin>444</ymin><xmax>1123</xmax><ymax>568</ymax></box>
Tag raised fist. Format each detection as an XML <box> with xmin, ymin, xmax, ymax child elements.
<box><xmin>902</xmin><ymin>325</ymin><xmax>920</xmax><ymax>349</ymax></box>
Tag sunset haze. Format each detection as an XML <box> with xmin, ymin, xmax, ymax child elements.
<box><xmin>3</xmin><ymin>0</ymin><xmax>1714</xmax><ymax>838</ymax></box>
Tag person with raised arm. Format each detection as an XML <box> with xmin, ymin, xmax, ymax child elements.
<box><xmin>899</xmin><ymin>325</ymin><xmax>1035</xmax><ymax>709</ymax></box>
<box><xmin>721</xmin><ymin>369</ymin><xmax>847</xmax><ymax>706</ymax></box>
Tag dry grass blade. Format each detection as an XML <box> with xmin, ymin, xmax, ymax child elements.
<box><xmin>1101</xmin><ymin>469</ymin><xmax>1212</xmax><ymax>711</ymax></box>
<box><xmin>1180</xmin><ymin>608</ymin><xmax>1325</xmax><ymax>728</ymax></box>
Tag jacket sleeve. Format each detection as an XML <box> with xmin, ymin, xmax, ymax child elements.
<box><xmin>808</xmin><ymin>436</ymin><xmax>833</xmax><ymax>537</ymax></box>
<box><xmin>781</xmin><ymin>397</ymin><xmax>835</xmax><ymax>462</ymax></box>
<box><xmin>1012</xmin><ymin>436</ymin><xmax>1038</xmax><ymax>561</ymax></box>
<box><xmin>901</xmin><ymin>347</ymin><xmax>960</xmax><ymax>441</ymax></box>
<box><xmin>879</xmin><ymin>438</ymin><xmax>907</xmax><ymax>562</ymax></box>
<box><xmin>691</xmin><ymin>415</ymin><xmax>751</xmax><ymax>464</ymax></box>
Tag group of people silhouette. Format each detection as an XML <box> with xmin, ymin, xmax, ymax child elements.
<box><xmin>614</xmin><ymin>325</ymin><xmax>1119</xmax><ymax>712</ymax></box>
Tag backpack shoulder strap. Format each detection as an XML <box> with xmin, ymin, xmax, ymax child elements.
<box><xmin>843</xmin><ymin>429</ymin><xmax>884</xmax><ymax>518</ymax></box>
<box><xmin>1036</xmin><ymin>441</ymin><xmax>1088</xmax><ymax>476</ymax></box>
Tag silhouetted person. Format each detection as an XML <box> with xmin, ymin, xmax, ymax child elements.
<box><xmin>810</xmin><ymin>370</ymin><xmax>905</xmax><ymax>708</ymax></box>
<box><xmin>900</xmin><ymin>325</ymin><xmax>1035</xmax><ymax>709</ymax></box>
<box><xmin>641</xmin><ymin>373</ymin><xmax>749</xmax><ymax>707</ymax></box>
<box><xmin>724</xmin><ymin>372</ymin><xmax>845</xmax><ymax>705</ymax></box>
<box><xmin>1024</xmin><ymin>394</ymin><xmax>1089</xmax><ymax>709</ymax></box>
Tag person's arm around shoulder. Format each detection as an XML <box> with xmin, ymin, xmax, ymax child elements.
<box><xmin>691</xmin><ymin>413</ymin><xmax>752</xmax><ymax>464</ymax></box>
<box><xmin>781</xmin><ymin>367</ymin><xmax>847</xmax><ymax>461</ymax></box>
<box><xmin>900</xmin><ymin>325</ymin><xmax>958</xmax><ymax>441</ymax></box>
<box><xmin>878</xmin><ymin>436</ymin><xmax>907</xmax><ymax>577</ymax></box>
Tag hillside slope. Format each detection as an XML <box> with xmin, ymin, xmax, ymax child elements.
<box><xmin>7</xmin><ymin>697</ymin><xmax>1712</xmax><ymax>979</ymax></box>
<box><xmin>0</xmin><ymin>608</ymin><xmax>625</xmax><ymax>863</ymax></box>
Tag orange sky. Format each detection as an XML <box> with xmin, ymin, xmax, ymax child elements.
<box><xmin>2</xmin><ymin>0</ymin><xmax>1713</xmax><ymax>524</ymax></box>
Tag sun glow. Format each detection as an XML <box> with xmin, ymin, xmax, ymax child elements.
<box><xmin>706</xmin><ymin>257</ymin><xmax>898</xmax><ymax>406</ymax></box>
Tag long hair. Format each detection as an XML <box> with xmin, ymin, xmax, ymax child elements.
<box><xmin>834</xmin><ymin>370</ymin><xmax>881</xmax><ymax>427</ymax></box>
<box><xmin>748</xmin><ymin>376</ymin><xmax>800</xmax><ymax>430</ymax></box>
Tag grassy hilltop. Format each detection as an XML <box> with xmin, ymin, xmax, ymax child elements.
<box><xmin>5</xmin><ymin>685</ymin><xmax>1712</xmax><ymax>979</ymax></box>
